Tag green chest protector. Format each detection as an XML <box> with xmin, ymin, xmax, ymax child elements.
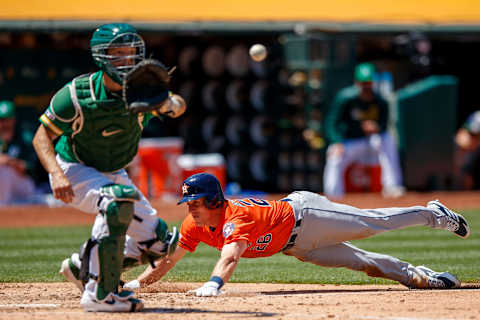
<box><xmin>70</xmin><ymin>74</ymin><xmax>144</xmax><ymax>172</ymax></box>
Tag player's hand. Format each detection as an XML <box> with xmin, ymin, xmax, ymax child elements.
<box><xmin>50</xmin><ymin>171</ymin><xmax>74</xmax><ymax>203</ymax></box>
<box><xmin>0</xmin><ymin>154</ymin><xmax>10</xmax><ymax>166</ymax></box>
<box><xmin>456</xmin><ymin>128</ymin><xmax>479</xmax><ymax>151</ymax></box>
<box><xmin>361</xmin><ymin>120</ymin><xmax>380</xmax><ymax>135</ymax></box>
<box><xmin>157</xmin><ymin>95</ymin><xmax>186</xmax><ymax>118</ymax></box>
<box><xmin>9</xmin><ymin>158</ymin><xmax>27</xmax><ymax>175</ymax></box>
<box><xmin>327</xmin><ymin>143</ymin><xmax>344</xmax><ymax>157</ymax></box>
<box><xmin>188</xmin><ymin>281</ymin><xmax>223</xmax><ymax>297</ymax></box>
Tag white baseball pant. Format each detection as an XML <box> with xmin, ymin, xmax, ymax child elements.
<box><xmin>282</xmin><ymin>191</ymin><xmax>448</xmax><ymax>288</ymax></box>
<box><xmin>53</xmin><ymin>155</ymin><xmax>161</xmax><ymax>300</ymax></box>
<box><xmin>0</xmin><ymin>164</ymin><xmax>36</xmax><ymax>205</ymax></box>
<box><xmin>323</xmin><ymin>132</ymin><xmax>403</xmax><ymax>197</ymax></box>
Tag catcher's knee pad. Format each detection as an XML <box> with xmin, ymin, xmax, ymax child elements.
<box><xmin>99</xmin><ymin>184</ymin><xmax>140</xmax><ymax>203</ymax></box>
<box><xmin>98</xmin><ymin>184</ymin><xmax>139</xmax><ymax>235</ymax></box>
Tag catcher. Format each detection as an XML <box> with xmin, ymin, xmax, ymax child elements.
<box><xmin>124</xmin><ymin>173</ymin><xmax>469</xmax><ymax>296</ymax></box>
<box><xmin>32</xmin><ymin>23</ymin><xmax>185</xmax><ymax>312</ymax></box>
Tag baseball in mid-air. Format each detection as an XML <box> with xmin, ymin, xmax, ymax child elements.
<box><xmin>249</xmin><ymin>44</ymin><xmax>267</xmax><ymax>62</ymax></box>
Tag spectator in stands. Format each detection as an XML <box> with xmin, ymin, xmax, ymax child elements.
<box><xmin>455</xmin><ymin>110</ymin><xmax>480</xmax><ymax>189</ymax></box>
<box><xmin>0</xmin><ymin>100</ymin><xmax>41</xmax><ymax>205</ymax></box>
<box><xmin>323</xmin><ymin>63</ymin><xmax>404</xmax><ymax>198</ymax></box>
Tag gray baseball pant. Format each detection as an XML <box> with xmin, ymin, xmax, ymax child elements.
<box><xmin>282</xmin><ymin>191</ymin><xmax>445</xmax><ymax>287</ymax></box>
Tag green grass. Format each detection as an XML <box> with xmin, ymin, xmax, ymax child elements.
<box><xmin>1</xmin><ymin>210</ymin><xmax>479</xmax><ymax>284</ymax></box>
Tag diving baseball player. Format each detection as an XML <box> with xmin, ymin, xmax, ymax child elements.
<box><xmin>123</xmin><ymin>173</ymin><xmax>469</xmax><ymax>295</ymax></box>
<box><xmin>32</xmin><ymin>23</ymin><xmax>185</xmax><ymax>312</ymax></box>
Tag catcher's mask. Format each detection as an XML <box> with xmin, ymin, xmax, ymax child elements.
<box><xmin>177</xmin><ymin>173</ymin><xmax>225</xmax><ymax>209</ymax></box>
<box><xmin>90</xmin><ymin>23</ymin><xmax>145</xmax><ymax>84</ymax></box>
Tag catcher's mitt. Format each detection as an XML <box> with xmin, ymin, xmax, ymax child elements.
<box><xmin>122</xmin><ymin>59</ymin><xmax>171</xmax><ymax>114</ymax></box>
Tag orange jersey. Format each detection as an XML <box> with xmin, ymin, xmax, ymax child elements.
<box><xmin>179</xmin><ymin>198</ymin><xmax>295</xmax><ymax>258</ymax></box>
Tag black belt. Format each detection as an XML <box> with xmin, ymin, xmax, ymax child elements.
<box><xmin>281</xmin><ymin>218</ymin><xmax>302</xmax><ymax>251</ymax></box>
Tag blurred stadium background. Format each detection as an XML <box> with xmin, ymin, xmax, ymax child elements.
<box><xmin>1</xmin><ymin>0</ymin><xmax>480</xmax><ymax>197</ymax></box>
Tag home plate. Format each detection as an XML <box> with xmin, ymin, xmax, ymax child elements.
<box><xmin>0</xmin><ymin>304</ymin><xmax>58</xmax><ymax>308</ymax></box>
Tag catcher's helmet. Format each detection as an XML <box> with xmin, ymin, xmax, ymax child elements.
<box><xmin>177</xmin><ymin>173</ymin><xmax>225</xmax><ymax>209</ymax></box>
<box><xmin>90</xmin><ymin>23</ymin><xmax>145</xmax><ymax>84</ymax></box>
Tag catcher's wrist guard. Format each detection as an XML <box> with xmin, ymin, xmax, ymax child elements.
<box><xmin>123</xmin><ymin>59</ymin><xmax>171</xmax><ymax>114</ymax></box>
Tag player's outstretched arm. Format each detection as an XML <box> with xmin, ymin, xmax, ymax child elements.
<box><xmin>125</xmin><ymin>246</ymin><xmax>188</xmax><ymax>289</ymax></box>
<box><xmin>189</xmin><ymin>240</ymin><xmax>248</xmax><ymax>297</ymax></box>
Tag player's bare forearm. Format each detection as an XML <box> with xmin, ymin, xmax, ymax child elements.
<box><xmin>137</xmin><ymin>247</ymin><xmax>187</xmax><ymax>287</ymax></box>
<box><xmin>211</xmin><ymin>241</ymin><xmax>248</xmax><ymax>283</ymax></box>
<box><xmin>33</xmin><ymin>125</ymin><xmax>74</xmax><ymax>203</ymax></box>
<box><xmin>33</xmin><ymin>125</ymin><xmax>62</xmax><ymax>175</ymax></box>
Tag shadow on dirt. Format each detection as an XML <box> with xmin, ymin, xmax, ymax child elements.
<box><xmin>143</xmin><ymin>307</ymin><xmax>277</xmax><ymax>317</ymax></box>
<box><xmin>458</xmin><ymin>284</ymin><xmax>480</xmax><ymax>289</ymax></box>
<box><xmin>260</xmin><ymin>287</ymin><xmax>404</xmax><ymax>295</ymax></box>
<box><xmin>260</xmin><ymin>284</ymin><xmax>480</xmax><ymax>295</ymax></box>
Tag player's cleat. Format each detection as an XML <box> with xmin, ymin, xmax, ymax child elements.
<box><xmin>427</xmin><ymin>200</ymin><xmax>470</xmax><ymax>238</ymax></box>
<box><xmin>59</xmin><ymin>256</ymin><xmax>84</xmax><ymax>293</ymax></box>
<box><xmin>81</xmin><ymin>290</ymin><xmax>144</xmax><ymax>312</ymax></box>
<box><xmin>415</xmin><ymin>265</ymin><xmax>461</xmax><ymax>289</ymax></box>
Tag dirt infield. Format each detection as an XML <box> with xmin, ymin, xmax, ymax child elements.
<box><xmin>1</xmin><ymin>282</ymin><xmax>479</xmax><ymax>320</ymax></box>
<box><xmin>1</xmin><ymin>191</ymin><xmax>479</xmax><ymax>319</ymax></box>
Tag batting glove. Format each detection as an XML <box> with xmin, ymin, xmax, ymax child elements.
<box><xmin>189</xmin><ymin>281</ymin><xmax>223</xmax><ymax>297</ymax></box>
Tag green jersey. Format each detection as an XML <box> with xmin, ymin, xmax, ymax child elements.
<box><xmin>39</xmin><ymin>71</ymin><xmax>155</xmax><ymax>172</ymax></box>
<box><xmin>324</xmin><ymin>86</ymin><xmax>389</xmax><ymax>144</ymax></box>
